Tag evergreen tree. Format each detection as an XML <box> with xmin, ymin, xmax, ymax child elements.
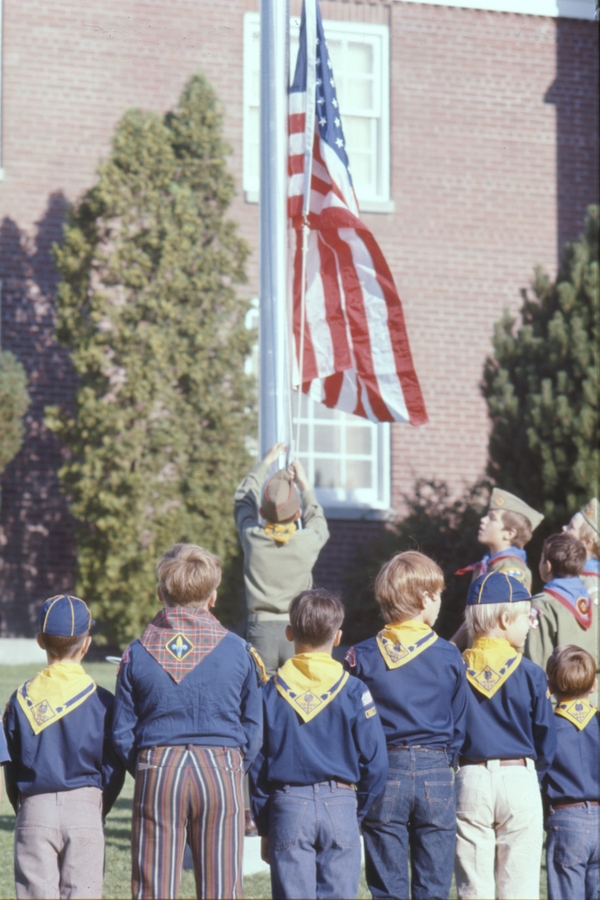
<box><xmin>0</xmin><ymin>351</ymin><xmax>30</xmax><ymax>478</ymax></box>
<box><xmin>47</xmin><ymin>74</ymin><xmax>254</xmax><ymax>646</ymax></box>
<box><xmin>482</xmin><ymin>205</ymin><xmax>599</xmax><ymax>538</ymax></box>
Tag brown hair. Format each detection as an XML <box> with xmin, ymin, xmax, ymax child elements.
<box><xmin>38</xmin><ymin>632</ymin><xmax>88</xmax><ymax>660</ymax></box>
<box><xmin>375</xmin><ymin>551</ymin><xmax>444</xmax><ymax>624</ymax></box>
<box><xmin>288</xmin><ymin>589</ymin><xmax>345</xmax><ymax>646</ymax></box>
<box><xmin>157</xmin><ymin>543</ymin><xmax>222</xmax><ymax>607</ymax></box>
<box><xmin>499</xmin><ymin>510</ymin><xmax>532</xmax><ymax>549</ymax></box>
<box><xmin>546</xmin><ymin>644</ymin><xmax>596</xmax><ymax>697</ymax></box>
<box><xmin>578</xmin><ymin>519</ymin><xmax>600</xmax><ymax>559</ymax></box>
<box><xmin>542</xmin><ymin>533</ymin><xmax>586</xmax><ymax>578</ymax></box>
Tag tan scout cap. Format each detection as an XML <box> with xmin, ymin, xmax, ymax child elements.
<box><xmin>580</xmin><ymin>498</ymin><xmax>599</xmax><ymax>535</ymax></box>
<box><xmin>262</xmin><ymin>469</ymin><xmax>300</xmax><ymax>523</ymax></box>
<box><xmin>490</xmin><ymin>488</ymin><xmax>544</xmax><ymax>531</ymax></box>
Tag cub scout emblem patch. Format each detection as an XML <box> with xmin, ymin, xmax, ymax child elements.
<box><xmin>555</xmin><ymin>698</ymin><xmax>596</xmax><ymax>730</ymax></box>
<box><xmin>165</xmin><ymin>633</ymin><xmax>194</xmax><ymax>661</ymax></box>
<box><xmin>383</xmin><ymin>641</ymin><xmax>409</xmax><ymax>665</ymax></box>
<box><xmin>376</xmin><ymin>624</ymin><xmax>438</xmax><ymax>670</ymax></box>
<box><xmin>30</xmin><ymin>699</ymin><xmax>56</xmax><ymax>728</ymax></box>
<box><xmin>471</xmin><ymin>665</ymin><xmax>500</xmax><ymax>693</ymax></box>
<box><xmin>296</xmin><ymin>691</ymin><xmax>322</xmax><ymax>715</ymax></box>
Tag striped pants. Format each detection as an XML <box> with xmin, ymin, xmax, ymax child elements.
<box><xmin>132</xmin><ymin>744</ymin><xmax>244</xmax><ymax>899</ymax></box>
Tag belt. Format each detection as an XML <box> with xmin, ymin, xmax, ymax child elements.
<box><xmin>389</xmin><ymin>745</ymin><xmax>446</xmax><ymax>752</ymax></box>
<box><xmin>271</xmin><ymin>780</ymin><xmax>353</xmax><ymax>792</ymax></box>
<box><xmin>459</xmin><ymin>757</ymin><xmax>527</xmax><ymax>767</ymax></box>
<box><xmin>551</xmin><ymin>800</ymin><xmax>599</xmax><ymax>810</ymax></box>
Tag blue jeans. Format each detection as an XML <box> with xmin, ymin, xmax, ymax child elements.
<box><xmin>546</xmin><ymin>804</ymin><xmax>599</xmax><ymax>900</ymax></box>
<box><xmin>268</xmin><ymin>781</ymin><xmax>361</xmax><ymax>899</ymax></box>
<box><xmin>362</xmin><ymin>747</ymin><xmax>456</xmax><ymax>900</ymax></box>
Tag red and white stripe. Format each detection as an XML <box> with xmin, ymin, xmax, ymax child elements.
<box><xmin>288</xmin><ymin>90</ymin><xmax>428</xmax><ymax>425</ymax></box>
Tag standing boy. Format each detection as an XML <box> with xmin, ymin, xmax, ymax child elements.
<box><xmin>456</xmin><ymin>572</ymin><xmax>556</xmax><ymax>900</ymax></box>
<box><xmin>346</xmin><ymin>551</ymin><xmax>468</xmax><ymax>900</ymax></box>
<box><xmin>112</xmin><ymin>543</ymin><xmax>264</xmax><ymax>900</ymax></box>
<box><xmin>234</xmin><ymin>442</ymin><xmax>329</xmax><ymax>677</ymax></box>
<box><xmin>250</xmin><ymin>589</ymin><xmax>388</xmax><ymax>900</ymax></box>
<box><xmin>525</xmin><ymin>533</ymin><xmax>597</xmax><ymax>698</ymax></box>
<box><xmin>3</xmin><ymin>594</ymin><xmax>125</xmax><ymax>899</ymax></box>
<box><xmin>452</xmin><ymin>489</ymin><xmax>544</xmax><ymax>649</ymax></box>
<box><xmin>543</xmin><ymin>645</ymin><xmax>599</xmax><ymax>900</ymax></box>
<box><xmin>563</xmin><ymin>498</ymin><xmax>599</xmax><ymax>607</ymax></box>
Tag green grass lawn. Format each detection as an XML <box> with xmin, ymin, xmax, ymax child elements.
<box><xmin>0</xmin><ymin>663</ymin><xmax>547</xmax><ymax>899</ymax></box>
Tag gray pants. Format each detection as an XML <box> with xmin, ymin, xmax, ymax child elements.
<box><xmin>246</xmin><ymin>617</ymin><xmax>294</xmax><ymax>678</ymax></box>
<box><xmin>15</xmin><ymin>787</ymin><xmax>104</xmax><ymax>899</ymax></box>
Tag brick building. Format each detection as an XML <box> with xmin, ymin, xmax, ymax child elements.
<box><xmin>0</xmin><ymin>0</ymin><xmax>597</xmax><ymax>636</ymax></box>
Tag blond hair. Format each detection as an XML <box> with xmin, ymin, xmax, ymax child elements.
<box><xmin>465</xmin><ymin>600</ymin><xmax>530</xmax><ymax>639</ymax></box>
<box><xmin>156</xmin><ymin>543</ymin><xmax>222</xmax><ymax>607</ymax></box>
<box><xmin>375</xmin><ymin>551</ymin><xmax>444</xmax><ymax>624</ymax></box>
<box><xmin>578</xmin><ymin>519</ymin><xmax>600</xmax><ymax>559</ymax></box>
<box><xmin>546</xmin><ymin>644</ymin><xmax>596</xmax><ymax>697</ymax></box>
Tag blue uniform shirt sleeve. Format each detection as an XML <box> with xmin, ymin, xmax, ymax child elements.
<box><xmin>352</xmin><ymin>689</ymin><xmax>388</xmax><ymax>822</ymax></box>
<box><xmin>531</xmin><ymin>667</ymin><xmax>556</xmax><ymax>781</ymax></box>
<box><xmin>248</xmin><ymin>737</ymin><xmax>271</xmax><ymax>837</ymax></box>
<box><xmin>3</xmin><ymin>699</ymin><xmax>20</xmax><ymax>813</ymax></box>
<box><xmin>97</xmin><ymin>688</ymin><xmax>127</xmax><ymax>816</ymax></box>
<box><xmin>449</xmin><ymin>651</ymin><xmax>469</xmax><ymax>764</ymax></box>
<box><xmin>112</xmin><ymin>648</ymin><xmax>139</xmax><ymax>775</ymax></box>
<box><xmin>240</xmin><ymin>650</ymin><xmax>264</xmax><ymax>773</ymax></box>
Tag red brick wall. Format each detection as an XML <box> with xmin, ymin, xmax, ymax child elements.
<box><xmin>0</xmin><ymin>0</ymin><xmax>597</xmax><ymax>635</ymax></box>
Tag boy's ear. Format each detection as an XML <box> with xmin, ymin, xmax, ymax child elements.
<box><xmin>499</xmin><ymin>609</ymin><xmax>511</xmax><ymax>631</ymax></box>
<box><xmin>36</xmin><ymin>633</ymin><xmax>45</xmax><ymax>650</ymax></box>
<box><xmin>81</xmin><ymin>635</ymin><xmax>92</xmax><ymax>657</ymax></box>
<box><xmin>285</xmin><ymin>624</ymin><xmax>294</xmax><ymax>643</ymax></box>
<box><xmin>591</xmin><ymin>677</ymin><xmax>598</xmax><ymax>695</ymax></box>
<box><xmin>207</xmin><ymin>590</ymin><xmax>217</xmax><ymax>609</ymax></box>
<box><xmin>332</xmin><ymin>629</ymin><xmax>342</xmax><ymax>648</ymax></box>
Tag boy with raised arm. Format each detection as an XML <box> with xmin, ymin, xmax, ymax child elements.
<box><xmin>234</xmin><ymin>442</ymin><xmax>329</xmax><ymax>677</ymax></box>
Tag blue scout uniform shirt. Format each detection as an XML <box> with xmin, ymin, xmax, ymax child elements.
<box><xmin>345</xmin><ymin>623</ymin><xmax>468</xmax><ymax>761</ymax></box>
<box><xmin>3</xmin><ymin>668</ymin><xmax>124</xmax><ymax>817</ymax></box>
<box><xmin>113</xmin><ymin>618</ymin><xmax>263</xmax><ymax>775</ymax></box>
<box><xmin>249</xmin><ymin>655</ymin><xmax>388</xmax><ymax>835</ymax></box>
<box><xmin>543</xmin><ymin>701</ymin><xmax>599</xmax><ymax>804</ymax></box>
<box><xmin>0</xmin><ymin>720</ymin><xmax>10</xmax><ymax>764</ymax></box>
<box><xmin>461</xmin><ymin>638</ymin><xmax>556</xmax><ymax>779</ymax></box>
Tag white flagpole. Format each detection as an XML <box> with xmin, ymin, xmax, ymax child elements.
<box><xmin>259</xmin><ymin>0</ymin><xmax>291</xmax><ymax>463</ymax></box>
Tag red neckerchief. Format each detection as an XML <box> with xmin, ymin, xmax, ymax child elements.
<box><xmin>544</xmin><ymin>585</ymin><xmax>592</xmax><ymax>630</ymax></box>
<box><xmin>140</xmin><ymin>607</ymin><xmax>228</xmax><ymax>683</ymax></box>
<box><xmin>455</xmin><ymin>552</ymin><xmax>525</xmax><ymax>577</ymax></box>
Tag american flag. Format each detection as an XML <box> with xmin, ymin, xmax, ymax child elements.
<box><xmin>288</xmin><ymin>1</ymin><xmax>428</xmax><ymax>425</ymax></box>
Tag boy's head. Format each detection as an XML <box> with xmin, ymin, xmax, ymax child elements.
<box><xmin>37</xmin><ymin>594</ymin><xmax>92</xmax><ymax>661</ymax></box>
<box><xmin>478</xmin><ymin>489</ymin><xmax>543</xmax><ymax>550</ymax></box>
<box><xmin>563</xmin><ymin>498</ymin><xmax>599</xmax><ymax>559</ymax></box>
<box><xmin>260</xmin><ymin>469</ymin><xmax>301</xmax><ymax>524</ymax></box>
<box><xmin>375</xmin><ymin>551</ymin><xmax>444</xmax><ymax>624</ymax></box>
<box><xmin>287</xmin><ymin>589</ymin><xmax>344</xmax><ymax>648</ymax></box>
<box><xmin>546</xmin><ymin>644</ymin><xmax>596</xmax><ymax>699</ymax></box>
<box><xmin>465</xmin><ymin>571</ymin><xmax>531</xmax><ymax>646</ymax></box>
<box><xmin>540</xmin><ymin>533</ymin><xmax>586</xmax><ymax>581</ymax></box>
<box><xmin>156</xmin><ymin>543</ymin><xmax>221</xmax><ymax>608</ymax></box>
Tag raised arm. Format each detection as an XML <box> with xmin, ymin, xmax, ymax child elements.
<box><xmin>233</xmin><ymin>443</ymin><xmax>287</xmax><ymax>534</ymax></box>
<box><xmin>289</xmin><ymin>459</ymin><xmax>329</xmax><ymax>547</ymax></box>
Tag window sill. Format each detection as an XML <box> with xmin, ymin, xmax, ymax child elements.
<box><xmin>321</xmin><ymin>504</ymin><xmax>395</xmax><ymax>521</ymax></box>
<box><xmin>244</xmin><ymin>190</ymin><xmax>395</xmax><ymax>214</ymax></box>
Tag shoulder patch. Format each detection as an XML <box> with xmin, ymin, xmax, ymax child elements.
<box><xmin>361</xmin><ymin>689</ymin><xmax>373</xmax><ymax>707</ymax></box>
<box><xmin>365</xmin><ymin>707</ymin><xmax>377</xmax><ymax>719</ymax></box>
<box><xmin>345</xmin><ymin>647</ymin><xmax>357</xmax><ymax>668</ymax></box>
<box><xmin>247</xmin><ymin>645</ymin><xmax>268</xmax><ymax>684</ymax></box>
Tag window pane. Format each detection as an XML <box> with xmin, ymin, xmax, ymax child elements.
<box><xmin>314</xmin><ymin>424</ymin><xmax>341</xmax><ymax>453</ymax></box>
<box><xmin>346</xmin><ymin>77</ymin><xmax>373</xmax><ymax>112</ymax></box>
<box><xmin>346</xmin><ymin>426</ymin><xmax>371</xmax><ymax>455</ymax></box>
<box><xmin>347</xmin><ymin>42</ymin><xmax>373</xmax><ymax>75</ymax></box>
<box><xmin>314</xmin><ymin>401</ymin><xmax>341</xmax><ymax>420</ymax></box>
<box><xmin>348</xmin><ymin>151</ymin><xmax>372</xmax><ymax>188</ymax></box>
<box><xmin>297</xmin><ymin>424</ymin><xmax>311</xmax><ymax>453</ymax></box>
<box><xmin>343</xmin><ymin>116</ymin><xmax>372</xmax><ymax>153</ymax></box>
<box><xmin>314</xmin><ymin>457</ymin><xmax>341</xmax><ymax>489</ymax></box>
<box><xmin>346</xmin><ymin>459</ymin><xmax>372</xmax><ymax>490</ymax></box>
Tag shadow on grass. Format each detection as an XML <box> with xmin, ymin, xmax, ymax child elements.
<box><xmin>0</xmin><ymin>815</ymin><xmax>15</xmax><ymax>835</ymax></box>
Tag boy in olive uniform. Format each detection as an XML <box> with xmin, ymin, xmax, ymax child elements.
<box><xmin>563</xmin><ymin>498</ymin><xmax>599</xmax><ymax>607</ymax></box>
<box><xmin>452</xmin><ymin>488</ymin><xmax>544</xmax><ymax>649</ymax></box>
<box><xmin>526</xmin><ymin>533</ymin><xmax>597</xmax><ymax>702</ymax></box>
<box><xmin>234</xmin><ymin>442</ymin><xmax>329</xmax><ymax>677</ymax></box>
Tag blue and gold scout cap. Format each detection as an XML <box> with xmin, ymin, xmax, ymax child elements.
<box><xmin>466</xmin><ymin>571</ymin><xmax>531</xmax><ymax>606</ymax></box>
<box><xmin>39</xmin><ymin>595</ymin><xmax>93</xmax><ymax>636</ymax></box>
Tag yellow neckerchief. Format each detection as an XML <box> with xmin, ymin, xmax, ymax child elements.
<box><xmin>263</xmin><ymin>521</ymin><xmax>298</xmax><ymax>544</ymax></box>
<box><xmin>376</xmin><ymin>620</ymin><xmax>438</xmax><ymax>670</ymax></box>
<box><xmin>555</xmin><ymin>698</ymin><xmax>597</xmax><ymax>731</ymax></box>
<box><xmin>463</xmin><ymin>637</ymin><xmax>522</xmax><ymax>699</ymax></box>
<box><xmin>17</xmin><ymin>662</ymin><xmax>97</xmax><ymax>735</ymax></box>
<box><xmin>275</xmin><ymin>652</ymin><xmax>349</xmax><ymax>722</ymax></box>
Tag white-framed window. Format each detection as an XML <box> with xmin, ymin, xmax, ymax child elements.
<box><xmin>245</xmin><ymin>299</ymin><xmax>391</xmax><ymax>516</ymax></box>
<box><xmin>243</xmin><ymin>12</ymin><xmax>393</xmax><ymax>213</ymax></box>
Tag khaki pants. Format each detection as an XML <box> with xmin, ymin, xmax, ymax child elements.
<box><xmin>455</xmin><ymin>759</ymin><xmax>543</xmax><ymax>900</ymax></box>
<box><xmin>15</xmin><ymin>787</ymin><xmax>104</xmax><ymax>899</ymax></box>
